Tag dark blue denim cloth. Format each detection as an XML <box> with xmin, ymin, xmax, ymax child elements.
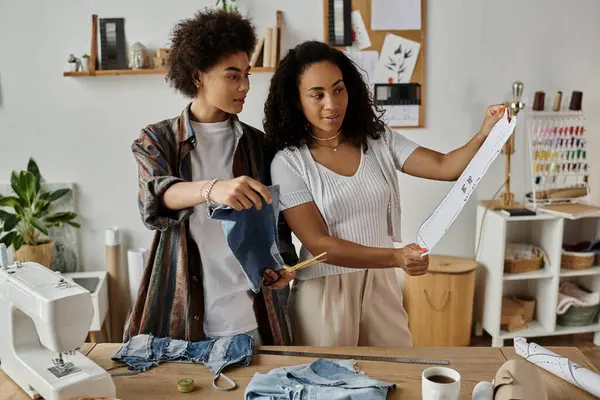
<box><xmin>244</xmin><ymin>358</ymin><xmax>396</xmax><ymax>399</ymax></box>
<box><xmin>208</xmin><ymin>185</ymin><xmax>285</xmax><ymax>293</ymax></box>
<box><xmin>111</xmin><ymin>333</ymin><xmax>253</xmax><ymax>390</ymax></box>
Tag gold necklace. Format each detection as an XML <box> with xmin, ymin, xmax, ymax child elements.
<box><xmin>310</xmin><ymin>130</ymin><xmax>342</xmax><ymax>151</ymax></box>
<box><xmin>315</xmin><ymin>139</ymin><xmax>342</xmax><ymax>152</ymax></box>
<box><xmin>309</xmin><ymin>130</ymin><xmax>341</xmax><ymax>141</ymax></box>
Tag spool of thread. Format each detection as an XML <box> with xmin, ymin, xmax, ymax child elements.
<box><xmin>472</xmin><ymin>381</ymin><xmax>494</xmax><ymax>400</ymax></box>
<box><xmin>127</xmin><ymin>248</ymin><xmax>147</xmax><ymax>304</ymax></box>
<box><xmin>0</xmin><ymin>244</ymin><xmax>8</xmax><ymax>269</ymax></box>
<box><xmin>569</xmin><ymin>91</ymin><xmax>583</xmax><ymax>111</ymax></box>
<box><xmin>178</xmin><ymin>378</ymin><xmax>195</xmax><ymax>393</ymax></box>
<box><xmin>552</xmin><ymin>91</ymin><xmax>562</xmax><ymax>111</ymax></box>
<box><xmin>106</xmin><ymin>227</ymin><xmax>123</xmax><ymax>343</ymax></box>
<box><xmin>532</xmin><ymin>91</ymin><xmax>545</xmax><ymax>111</ymax></box>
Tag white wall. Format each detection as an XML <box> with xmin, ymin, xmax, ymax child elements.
<box><xmin>0</xmin><ymin>0</ymin><xmax>598</xmax><ymax>272</ymax></box>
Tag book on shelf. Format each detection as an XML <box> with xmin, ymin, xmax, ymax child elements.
<box><xmin>538</xmin><ymin>203</ymin><xmax>600</xmax><ymax>220</ymax></box>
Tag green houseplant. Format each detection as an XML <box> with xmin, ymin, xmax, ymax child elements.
<box><xmin>0</xmin><ymin>158</ymin><xmax>80</xmax><ymax>268</ymax></box>
<box><xmin>215</xmin><ymin>0</ymin><xmax>239</xmax><ymax>12</ymax></box>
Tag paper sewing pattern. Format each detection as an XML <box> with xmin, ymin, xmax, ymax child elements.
<box><xmin>514</xmin><ymin>337</ymin><xmax>600</xmax><ymax>398</ymax></box>
<box><xmin>381</xmin><ymin>104</ymin><xmax>419</xmax><ymax>127</ymax></box>
<box><xmin>345</xmin><ymin>50</ymin><xmax>378</xmax><ymax>90</ymax></box>
<box><xmin>347</xmin><ymin>10</ymin><xmax>371</xmax><ymax>51</ymax></box>
<box><xmin>416</xmin><ymin>111</ymin><xmax>516</xmax><ymax>254</ymax></box>
<box><xmin>371</xmin><ymin>0</ymin><xmax>422</xmax><ymax>31</ymax></box>
<box><xmin>374</xmin><ymin>33</ymin><xmax>420</xmax><ymax>84</ymax></box>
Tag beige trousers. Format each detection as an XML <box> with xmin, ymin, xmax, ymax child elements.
<box><xmin>288</xmin><ymin>269</ymin><xmax>413</xmax><ymax>347</ymax></box>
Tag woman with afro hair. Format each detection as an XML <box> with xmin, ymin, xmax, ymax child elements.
<box><xmin>264</xmin><ymin>40</ymin><xmax>504</xmax><ymax>347</ymax></box>
<box><xmin>125</xmin><ymin>9</ymin><xmax>297</xmax><ymax>345</ymax></box>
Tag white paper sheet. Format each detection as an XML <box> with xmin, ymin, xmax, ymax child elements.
<box><xmin>345</xmin><ymin>50</ymin><xmax>378</xmax><ymax>89</ymax></box>
<box><xmin>514</xmin><ymin>337</ymin><xmax>600</xmax><ymax>397</ymax></box>
<box><xmin>381</xmin><ymin>104</ymin><xmax>419</xmax><ymax>126</ymax></box>
<box><xmin>371</xmin><ymin>0</ymin><xmax>421</xmax><ymax>30</ymax></box>
<box><xmin>347</xmin><ymin>10</ymin><xmax>371</xmax><ymax>51</ymax></box>
<box><xmin>373</xmin><ymin>33</ymin><xmax>420</xmax><ymax>83</ymax></box>
<box><xmin>416</xmin><ymin>111</ymin><xmax>516</xmax><ymax>254</ymax></box>
<box><xmin>127</xmin><ymin>248</ymin><xmax>147</xmax><ymax>304</ymax></box>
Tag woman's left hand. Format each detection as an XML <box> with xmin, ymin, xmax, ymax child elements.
<box><xmin>478</xmin><ymin>103</ymin><xmax>507</xmax><ymax>138</ymax></box>
<box><xmin>263</xmin><ymin>268</ymin><xmax>295</xmax><ymax>289</ymax></box>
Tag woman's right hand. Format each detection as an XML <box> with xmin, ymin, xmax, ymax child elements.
<box><xmin>208</xmin><ymin>176</ymin><xmax>272</xmax><ymax>211</ymax></box>
<box><xmin>394</xmin><ymin>243</ymin><xmax>429</xmax><ymax>276</ymax></box>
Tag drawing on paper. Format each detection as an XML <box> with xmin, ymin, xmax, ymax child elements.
<box><xmin>374</xmin><ymin>33</ymin><xmax>420</xmax><ymax>84</ymax></box>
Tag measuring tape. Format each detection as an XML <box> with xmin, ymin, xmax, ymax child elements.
<box><xmin>417</xmin><ymin>111</ymin><xmax>517</xmax><ymax>254</ymax></box>
<box><xmin>256</xmin><ymin>349</ymin><xmax>450</xmax><ymax>365</ymax></box>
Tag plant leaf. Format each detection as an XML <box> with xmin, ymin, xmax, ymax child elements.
<box><xmin>27</xmin><ymin>158</ymin><xmax>42</xmax><ymax>193</ymax></box>
<box><xmin>13</xmin><ymin>234</ymin><xmax>24</xmax><ymax>250</ymax></box>
<box><xmin>0</xmin><ymin>209</ymin><xmax>13</xmax><ymax>220</ymax></box>
<box><xmin>13</xmin><ymin>204</ymin><xmax>25</xmax><ymax>219</ymax></box>
<box><xmin>2</xmin><ymin>214</ymin><xmax>19</xmax><ymax>231</ymax></box>
<box><xmin>49</xmin><ymin>188</ymin><xmax>70</xmax><ymax>202</ymax></box>
<box><xmin>25</xmin><ymin>171</ymin><xmax>36</xmax><ymax>204</ymax></box>
<box><xmin>11</xmin><ymin>171</ymin><xmax>28</xmax><ymax>205</ymax></box>
<box><xmin>31</xmin><ymin>217</ymin><xmax>49</xmax><ymax>236</ymax></box>
<box><xmin>0</xmin><ymin>196</ymin><xmax>22</xmax><ymax>208</ymax></box>
<box><xmin>34</xmin><ymin>200</ymin><xmax>51</xmax><ymax>217</ymax></box>
<box><xmin>67</xmin><ymin>221</ymin><xmax>81</xmax><ymax>228</ymax></box>
<box><xmin>0</xmin><ymin>231</ymin><xmax>17</xmax><ymax>247</ymax></box>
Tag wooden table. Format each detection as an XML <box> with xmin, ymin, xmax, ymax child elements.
<box><xmin>1</xmin><ymin>344</ymin><xmax>597</xmax><ymax>399</ymax></box>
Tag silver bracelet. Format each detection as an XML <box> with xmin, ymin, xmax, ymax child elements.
<box><xmin>202</xmin><ymin>179</ymin><xmax>219</xmax><ymax>205</ymax></box>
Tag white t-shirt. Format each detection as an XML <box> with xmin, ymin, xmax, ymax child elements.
<box><xmin>188</xmin><ymin>118</ymin><xmax>257</xmax><ymax>337</ymax></box>
<box><xmin>271</xmin><ymin>130</ymin><xmax>419</xmax><ymax>280</ymax></box>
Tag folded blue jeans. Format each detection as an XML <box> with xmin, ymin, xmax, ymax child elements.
<box><xmin>208</xmin><ymin>185</ymin><xmax>285</xmax><ymax>293</ymax></box>
<box><xmin>244</xmin><ymin>358</ymin><xmax>396</xmax><ymax>400</ymax></box>
<box><xmin>111</xmin><ymin>333</ymin><xmax>254</xmax><ymax>391</ymax></box>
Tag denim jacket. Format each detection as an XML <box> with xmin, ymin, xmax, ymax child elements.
<box><xmin>245</xmin><ymin>358</ymin><xmax>396</xmax><ymax>399</ymax></box>
<box><xmin>124</xmin><ymin>104</ymin><xmax>298</xmax><ymax>345</ymax></box>
<box><xmin>112</xmin><ymin>333</ymin><xmax>254</xmax><ymax>391</ymax></box>
<box><xmin>208</xmin><ymin>185</ymin><xmax>286</xmax><ymax>293</ymax></box>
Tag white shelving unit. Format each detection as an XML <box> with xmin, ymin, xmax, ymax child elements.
<box><xmin>474</xmin><ymin>203</ymin><xmax>600</xmax><ymax>347</ymax></box>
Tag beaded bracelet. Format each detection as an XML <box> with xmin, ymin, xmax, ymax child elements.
<box><xmin>202</xmin><ymin>178</ymin><xmax>219</xmax><ymax>206</ymax></box>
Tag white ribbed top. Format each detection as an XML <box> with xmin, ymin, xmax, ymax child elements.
<box><xmin>272</xmin><ymin>147</ymin><xmax>396</xmax><ymax>280</ymax></box>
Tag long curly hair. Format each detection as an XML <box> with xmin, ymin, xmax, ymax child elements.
<box><xmin>165</xmin><ymin>9</ymin><xmax>257</xmax><ymax>98</ymax></box>
<box><xmin>263</xmin><ymin>40</ymin><xmax>385</xmax><ymax>151</ymax></box>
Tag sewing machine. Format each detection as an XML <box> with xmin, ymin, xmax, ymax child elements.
<box><xmin>0</xmin><ymin>246</ymin><xmax>116</xmax><ymax>400</ymax></box>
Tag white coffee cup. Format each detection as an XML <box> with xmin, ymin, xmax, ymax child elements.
<box><xmin>422</xmin><ymin>366</ymin><xmax>461</xmax><ymax>400</ymax></box>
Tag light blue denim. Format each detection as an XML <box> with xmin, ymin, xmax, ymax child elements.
<box><xmin>208</xmin><ymin>185</ymin><xmax>285</xmax><ymax>293</ymax></box>
<box><xmin>111</xmin><ymin>333</ymin><xmax>254</xmax><ymax>391</ymax></box>
<box><xmin>244</xmin><ymin>358</ymin><xmax>396</xmax><ymax>399</ymax></box>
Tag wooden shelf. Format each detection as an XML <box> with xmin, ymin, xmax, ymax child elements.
<box><xmin>64</xmin><ymin>67</ymin><xmax>275</xmax><ymax>77</ymax></box>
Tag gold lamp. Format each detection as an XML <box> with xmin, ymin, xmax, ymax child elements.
<box><xmin>482</xmin><ymin>80</ymin><xmax>526</xmax><ymax>210</ymax></box>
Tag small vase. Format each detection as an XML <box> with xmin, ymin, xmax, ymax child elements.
<box><xmin>13</xmin><ymin>240</ymin><xmax>55</xmax><ymax>269</ymax></box>
<box><xmin>82</xmin><ymin>58</ymin><xmax>90</xmax><ymax>72</ymax></box>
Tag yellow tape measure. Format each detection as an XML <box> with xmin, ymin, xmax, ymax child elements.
<box><xmin>178</xmin><ymin>378</ymin><xmax>195</xmax><ymax>393</ymax></box>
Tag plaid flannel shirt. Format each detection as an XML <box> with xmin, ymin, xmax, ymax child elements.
<box><xmin>123</xmin><ymin>104</ymin><xmax>298</xmax><ymax>345</ymax></box>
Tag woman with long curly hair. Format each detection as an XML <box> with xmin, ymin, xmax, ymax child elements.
<box><xmin>125</xmin><ymin>9</ymin><xmax>297</xmax><ymax>345</ymax></box>
<box><xmin>264</xmin><ymin>40</ymin><xmax>504</xmax><ymax>347</ymax></box>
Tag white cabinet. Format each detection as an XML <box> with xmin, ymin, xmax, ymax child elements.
<box><xmin>474</xmin><ymin>203</ymin><xmax>600</xmax><ymax>347</ymax></box>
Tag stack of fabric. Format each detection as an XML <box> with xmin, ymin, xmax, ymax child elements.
<box><xmin>556</xmin><ymin>281</ymin><xmax>600</xmax><ymax>315</ymax></box>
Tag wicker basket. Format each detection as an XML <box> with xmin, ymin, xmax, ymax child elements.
<box><xmin>561</xmin><ymin>250</ymin><xmax>595</xmax><ymax>270</ymax></box>
<box><xmin>504</xmin><ymin>246</ymin><xmax>545</xmax><ymax>274</ymax></box>
<box><xmin>557</xmin><ymin>304</ymin><xmax>600</xmax><ymax>326</ymax></box>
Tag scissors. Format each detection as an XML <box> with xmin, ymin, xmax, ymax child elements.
<box><xmin>264</xmin><ymin>252</ymin><xmax>327</xmax><ymax>286</ymax></box>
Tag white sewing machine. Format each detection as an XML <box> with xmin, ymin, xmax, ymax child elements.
<box><xmin>0</xmin><ymin>245</ymin><xmax>116</xmax><ymax>400</ymax></box>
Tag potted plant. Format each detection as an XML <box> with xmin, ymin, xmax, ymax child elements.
<box><xmin>81</xmin><ymin>53</ymin><xmax>90</xmax><ymax>72</ymax></box>
<box><xmin>0</xmin><ymin>158</ymin><xmax>80</xmax><ymax>268</ymax></box>
<box><xmin>215</xmin><ymin>0</ymin><xmax>239</xmax><ymax>12</ymax></box>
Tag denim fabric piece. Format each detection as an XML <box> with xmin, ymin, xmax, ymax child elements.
<box><xmin>112</xmin><ymin>333</ymin><xmax>254</xmax><ymax>390</ymax></box>
<box><xmin>244</xmin><ymin>358</ymin><xmax>396</xmax><ymax>400</ymax></box>
<box><xmin>208</xmin><ymin>185</ymin><xmax>285</xmax><ymax>293</ymax></box>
